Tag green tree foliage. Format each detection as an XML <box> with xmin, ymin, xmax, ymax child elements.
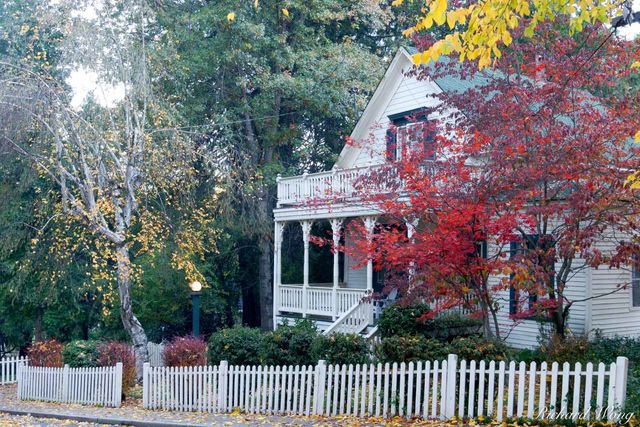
<box><xmin>153</xmin><ymin>0</ymin><xmax>388</xmax><ymax>329</ymax></box>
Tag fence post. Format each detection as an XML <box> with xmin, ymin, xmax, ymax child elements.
<box><xmin>114</xmin><ymin>362</ymin><xmax>123</xmax><ymax>407</ymax></box>
<box><xmin>614</xmin><ymin>356</ymin><xmax>628</xmax><ymax>414</ymax></box>
<box><xmin>142</xmin><ymin>362</ymin><xmax>150</xmax><ymax>408</ymax></box>
<box><xmin>444</xmin><ymin>354</ymin><xmax>458</xmax><ymax>419</ymax></box>
<box><xmin>16</xmin><ymin>360</ymin><xmax>23</xmax><ymax>399</ymax></box>
<box><xmin>219</xmin><ymin>360</ymin><xmax>229</xmax><ymax>412</ymax></box>
<box><xmin>61</xmin><ymin>364</ymin><xmax>70</xmax><ymax>403</ymax></box>
<box><xmin>314</xmin><ymin>360</ymin><xmax>327</xmax><ymax>415</ymax></box>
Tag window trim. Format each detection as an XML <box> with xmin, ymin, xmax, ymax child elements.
<box><xmin>632</xmin><ymin>259</ymin><xmax>640</xmax><ymax>308</ymax></box>
<box><xmin>509</xmin><ymin>234</ymin><xmax>556</xmax><ymax>318</ymax></box>
<box><xmin>386</xmin><ymin>108</ymin><xmax>436</xmax><ymax>162</ymax></box>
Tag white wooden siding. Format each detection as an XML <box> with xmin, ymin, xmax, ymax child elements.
<box><xmin>343</xmin><ymin>225</ymin><xmax>367</xmax><ymax>289</ymax></box>
<box><xmin>352</xmin><ymin>72</ymin><xmax>442</xmax><ymax>168</ymax></box>
<box><xmin>488</xmin><ymin>242</ymin><xmax>587</xmax><ymax>349</ymax></box>
<box><xmin>589</xmin><ymin>236</ymin><xmax>640</xmax><ymax>338</ymax></box>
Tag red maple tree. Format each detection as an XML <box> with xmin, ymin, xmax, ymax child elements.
<box><xmin>335</xmin><ymin>21</ymin><xmax>640</xmax><ymax>339</ymax></box>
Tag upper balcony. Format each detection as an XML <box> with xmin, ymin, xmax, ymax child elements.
<box><xmin>276</xmin><ymin>164</ymin><xmax>386</xmax><ymax>208</ymax></box>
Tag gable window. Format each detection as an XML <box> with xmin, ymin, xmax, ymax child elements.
<box><xmin>633</xmin><ymin>261</ymin><xmax>640</xmax><ymax>307</ymax></box>
<box><xmin>509</xmin><ymin>234</ymin><xmax>555</xmax><ymax>316</ymax></box>
<box><xmin>386</xmin><ymin>109</ymin><xmax>436</xmax><ymax>162</ymax></box>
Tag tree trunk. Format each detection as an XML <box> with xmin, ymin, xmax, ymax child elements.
<box><xmin>33</xmin><ymin>305</ymin><xmax>44</xmax><ymax>342</ymax></box>
<box><xmin>115</xmin><ymin>244</ymin><xmax>149</xmax><ymax>380</ymax></box>
<box><xmin>258</xmin><ymin>231</ymin><xmax>273</xmax><ymax>331</ymax></box>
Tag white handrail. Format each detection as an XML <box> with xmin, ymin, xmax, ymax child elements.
<box><xmin>323</xmin><ymin>299</ymin><xmax>372</xmax><ymax>336</ymax></box>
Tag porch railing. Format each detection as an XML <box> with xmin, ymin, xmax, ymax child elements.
<box><xmin>277</xmin><ymin>285</ymin><xmax>368</xmax><ymax>318</ymax></box>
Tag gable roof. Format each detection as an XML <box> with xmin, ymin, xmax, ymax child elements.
<box><xmin>335</xmin><ymin>46</ymin><xmax>492</xmax><ymax>169</ymax></box>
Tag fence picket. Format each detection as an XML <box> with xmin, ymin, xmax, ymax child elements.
<box><xmin>496</xmin><ymin>361</ymin><xmax>506</xmax><ymax>421</ymax></box>
<box><xmin>467</xmin><ymin>360</ymin><xmax>476</xmax><ymax>418</ymax></box>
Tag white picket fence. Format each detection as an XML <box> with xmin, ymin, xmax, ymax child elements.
<box><xmin>143</xmin><ymin>354</ymin><xmax>629</xmax><ymax>421</ymax></box>
<box><xmin>17</xmin><ymin>363</ymin><xmax>123</xmax><ymax>407</ymax></box>
<box><xmin>0</xmin><ymin>356</ymin><xmax>28</xmax><ymax>385</ymax></box>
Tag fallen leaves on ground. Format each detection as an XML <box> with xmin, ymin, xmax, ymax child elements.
<box><xmin>0</xmin><ymin>384</ymin><xmax>450</xmax><ymax>426</ymax></box>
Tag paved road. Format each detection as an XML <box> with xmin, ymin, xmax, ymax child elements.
<box><xmin>0</xmin><ymin>413</ymin><xmax>114</xmax><ymax>426</ymax></box>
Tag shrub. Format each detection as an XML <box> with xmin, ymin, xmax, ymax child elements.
<box><xmin>377</xmin><ymin>303</ymin><xmax>432</xmax><ymax>338</ymax></box>
<box><xmin>375</xmin><ymin>336</ymin><xmax>443</xmax><ymax>363</ymax></box>
<box><xmin>208</xmin><ymin>327</ymin><xmax>264</xmax><ymax>366</ymax></box>
<box><xmin>312</xmin><ymin>333</ymin><xmax>369</xmax><ymax>365</ymax></box>
<box><xmin>445</xmin><ymin>335</ymin><xmax>508</xmax><ymax>361</ymax></box>
<box><xmin>377</xmin><ymin>303</ymin><xmax>481</xmax><ymax>339</ymax></box>
<box><xmin>163</xmin><ymin>336</ymin><xmax>207</xmax><ymax>367</ymax></box>
<box><xmin>97</xmin><ymin>341</ymin><xmax>136</xmax><ymax>395</ymax></box>
<box><xmin>537</xmin><ymin>334</ymin><xmax>591</xmax><ymax>364</ymax></box>
<box><xmin>262</xmin><ymin>319</ymin><xmax>319</xmax><ymax>366</ymax></box>
<box><xmin>375</xmin><ymin>335</ymin><xmax>507</xmax><ymax>363</ymax></box>
<box><xmin>27</xmin><ymin>339</ymin><xmax>64</xmax><ymax>367</ymax></box>
<box><xmin>62</xmin><ymin>340</ymin><xmax>101</xmax><ymax>367</ymax></box>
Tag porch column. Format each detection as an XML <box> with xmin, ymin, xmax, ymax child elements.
<box><xmin>301</xmin><ymin>220</ymin><xmax>313</xmax><ymax>318</ymax></box>
<box><xmin>273</xmin><ymin>221</ymin><xmax>284</xmax><ymax>329</ymax></box>
<box><xmin>330</xmin><ymin>218</ymin><xmax>342</xmax><ymax>320</ymax></box>
<box><xmin>363</xmin><ymin>217</ymin><xmax>377</xmax><ymax>292</ymax></box>
<box><xmin>406</xmin><ymin>219</ymin><xmax>418</xmax><ymax>288</ymax></box>
<box><xmin>364</xmin><ymin>216</ymin><xmax>376</xmax><ymax>324</ymax></box>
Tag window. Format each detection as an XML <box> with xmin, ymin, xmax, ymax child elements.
<box><xmin>509</xmin><ymin>235</ymin><xmax>556</xmax><ymax>315</ymax></box>
<box><xmin>470</xmin><ymin>240</ymin><xmax>488</xmax><ymax>290</ymax></box>
<box><xmin>386</xmin><ymin>109</ymin><xmax>436</xmax><ymax>162</ymax></box>
<box><xmin>633</xmin><ymin>261</ymin><xmax>640</xmax><ymax>307</ymax></box>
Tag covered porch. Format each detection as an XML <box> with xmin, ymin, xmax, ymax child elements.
<box><xmin>273</xmin><ymin>207</ymin><xmax>418</xmax><ymax>334</ymax></box>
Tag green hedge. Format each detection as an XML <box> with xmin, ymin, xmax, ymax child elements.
<box><xmin>208</xmin><ymin>321</ymin><xmax>370</xmax><ymax>366</ymax></box>
<box><xmin>375</xmin><ymin>335</ymin><xmax>508</xmax><ymax>364</ymax></box>
<box><xmin>312</xmin><ymin>333</ymin><xmax>369</xmax><ymax>365</ymax></box>
<box><xmin>377</xmin><ymin>303</ymin><xmax>481</xmax><ymax>339</ymax></box>
<box><xmin>62</xmin><ymin>340</ymin><xmax>101</xmax><ymax>368</ymax></box>
<box><xmin>208</xmin><ymin>326</ymin><xmax>264</xmax><ymax>366</ymax></box>
<box><xmin>262</xmin><ymin>320</ymin><xmax>318</xmax><ymax>366</ymax></box>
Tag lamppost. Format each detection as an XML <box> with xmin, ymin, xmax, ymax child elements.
<box><xmin>190</xmin><ymin>281</ymin><xmax>202</xmax><ymax>337</ymax></box>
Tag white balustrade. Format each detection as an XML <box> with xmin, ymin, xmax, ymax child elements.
<box><xmin>323</xmin><ymin>300</ymin><xmax>372</xmax><ymax>335</ymax></box>
<box><xmin>306</xmin><ymin>288</ymin><xmax>334</xmax><ymax>316</ymax></box>
<box><xmin>277</xmin><ymin>165</ymin><xmax>383</xmax><ymax>206</ymax></box>
<box><xmin>278</xmin><ymin>285</ymin><xmax>367</xmax><ymax>318</ymax></box>
<box><xmin>279</xmin><ymin>285</ymin><xmax>305</xmax><ymax>313</ymax></box>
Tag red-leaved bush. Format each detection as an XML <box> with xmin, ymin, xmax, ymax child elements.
<box><xmin>97</xmin><ymin>341</ymin><xmax>136</xmax><ymax>394</ymax></box>
<box><xmin>27</xmin><ymin>339</ymin><xmax>64</xmax><ymax>367</ymax></box>
<box><xmin>162</xmin><ymin>336</ymin><xmax>207</xmax><ymax>367</ymax></box>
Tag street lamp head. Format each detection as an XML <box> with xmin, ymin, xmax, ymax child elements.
<box><xmin>190</xmin><ymin>280</ymin><xmax>202</xmax><ymax>293</ymax></box>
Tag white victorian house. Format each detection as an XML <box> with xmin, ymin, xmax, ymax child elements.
<box><xmin>271</xmin><ymin>47</ymin><xmax>640</xmax><ymax>348</ymax></box>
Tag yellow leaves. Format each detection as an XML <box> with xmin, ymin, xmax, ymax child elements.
<box><xmin>432</xmin><ymin>0</ymin><xmax>448</xmax><ymax>26</ymax></box>
<box><xmin>391</xmin><ymin>0</ymin><xmax>405</xmax><ymax>5</ymax></box>
<box><xmin>625</xmin><ymin>171</ymin><xmax>640</xmax><ymax>190</ymax></box>
<box><xmin>396</xmin><ymin>0</ymin><xmax>622</xmax><ymax>69</ymax></box>
<box><xmin>281</xmin><ymin>8</ymin><xmax>290</xmax><ymax>18</ymax></box>
<box><xmin>502</xmin><ymin>30</ymin><xmax>513</xmax><ymax>46</ymax></box>
<box><xmin>635</xmin><ymin>131</ymin><xmax>640</xmax><ymax>142</ymax></box>
<box><xmin>227</xmin><ymin>12</ymin><xmax>236</xmax><ymax>22</ymax></box>
<box><xmin>447</xmin><ymin>8</ymin><xmax>468</xmax><ymax>29</ymax></box>
<box><xmin>632</xmin><ymin>61</ymin><xmax>640</xmax><ymax>69</ymax></box>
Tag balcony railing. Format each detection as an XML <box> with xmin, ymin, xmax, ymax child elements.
<box><xmin>276</xmin><ymin>162</ymin><xmax>438</xmax><ymax>207</ymax></box>
<box><xmin>276</xmin><ymin>165</ymin><xmax>385</xmax><ymax>207</ymax></box>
